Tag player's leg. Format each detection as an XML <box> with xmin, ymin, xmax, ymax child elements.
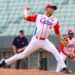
<box><xmin>60</xmin><ymin>52</ymin><xmax>67</xmax><ymax>63</ymax></box>
<box><xmin>0</xmin><ymin>36</ymin><xmax>40</xmax><ymax>66</ymax></box>
<box><xmin>42</xmin><ymin>39</ymin><xmax>72</xmax><ymax>73</ymax></box>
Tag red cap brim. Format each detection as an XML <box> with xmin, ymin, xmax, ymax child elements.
<box><xmin>46</xmin><ymin>4</ymin><xmax>57</xmax><ymax>10</ymax></box>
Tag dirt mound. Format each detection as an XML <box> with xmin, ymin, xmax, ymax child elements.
<box><xmin>0</xmin><ymin>68</ymin><xmax>74</xmax><ymax>75</ymax></box>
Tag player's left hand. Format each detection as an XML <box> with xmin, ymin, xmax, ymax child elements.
<box><xmin>60</xmin><ymin>38</ymin><xmax>68</xmax><ymax>47</ymax></box>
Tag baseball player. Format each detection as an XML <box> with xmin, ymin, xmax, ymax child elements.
<box><xmin>0</xmin><ymin>4</ymin><xmax>72</xmax><ymax>73</ymax></box>
<box><xmin>59</xmin><ymin>28</ymin><xmax>75</xmax><ymax>61</ymax></box>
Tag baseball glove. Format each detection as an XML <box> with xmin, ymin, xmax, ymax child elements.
<box><xmin>60</xmin><ymin>38</ymin><xmax>68</xmax><ymax>47</ymax></box>
<box><xmin>68</xmin><ymin>53</ymin><xmax>75</xmax><ymax>60</ymax></box>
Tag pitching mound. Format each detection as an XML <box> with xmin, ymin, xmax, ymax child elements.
<box><xmin>0</xmin><ymin>68</ymin><xmax>74</xmax><ymax>75</ymax></box>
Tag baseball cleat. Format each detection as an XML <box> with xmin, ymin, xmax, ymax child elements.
<box><xmin>0</xmin><ymin>59</ymin><xmax>6</xmax><ymax>67</ymax></box>
<box><xmin>60</xmin><ymin>67</ymin><xmax>73</xmax><ymax>74</ymax></box>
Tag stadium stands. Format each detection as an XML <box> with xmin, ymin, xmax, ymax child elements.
<box><xmin>0</xmin><ymin>0</ymin><xmax>75</xmax><ymax>35</ymax></box>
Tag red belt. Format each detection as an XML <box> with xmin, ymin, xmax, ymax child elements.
<box><xmin>36</xmin><ymin>36</ymin><xmax>45</xmax><ymax>40</ymax></box>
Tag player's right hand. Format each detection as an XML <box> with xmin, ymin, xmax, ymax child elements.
<box><xmin>23</xmin><ymin>6</ymin><xmax>30</xmax><ymax>19</ymax></box>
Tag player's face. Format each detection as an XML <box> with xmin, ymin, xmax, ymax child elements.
<box><xmin>46</xmin><ymin>8</ymin><xmax>55</xmax><ymax>15</ymax></box>
<box><xmin>68</xmin><ymin>33</ymin><xmax>74</xmax><ymax>39</ymax></box>
<box><xmin>19</xmin><ymin>32</ymin><xmax>24</xmax><ymax>38</ymax></box>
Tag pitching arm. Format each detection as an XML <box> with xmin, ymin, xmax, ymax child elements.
<box><xmin>23</xmin><ymin>6</ymin><xmax>37</xmax><ymax>22</ymax></box>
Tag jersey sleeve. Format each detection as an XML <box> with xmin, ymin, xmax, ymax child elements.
<box><xmin>53</xmin><ymin>22</ymin><xmax>60</xmax><ymax>34</ymax></box>
<box><xmin>25</xmin><ymin>15</ymin><xmax>37</xmax><ymax>22</ymax></box>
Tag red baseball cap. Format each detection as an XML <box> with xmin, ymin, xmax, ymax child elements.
<box><xmin>45</xmin><ymin>4</ymin><xmax>57</xmax><ymax>10</ymax></box>
<box><xmin>68</xmin><ymin>28</ymin><xmax>74</xmax><ymax>34</ymax></box>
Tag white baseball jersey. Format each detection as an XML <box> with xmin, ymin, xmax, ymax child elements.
<box><xmin>35</xmin><ymin>15</ymin><xmax>58</xmax><ymax>39</ymax></box>
<box><xmin>26</xmin><ymin>14</ymin><xmax>59</xmax><ymax>39</ymax></box>
<box><xmin>64</xmin><ymin>37</ymin><xmax>75</xmax><ymax>54</ymax></box>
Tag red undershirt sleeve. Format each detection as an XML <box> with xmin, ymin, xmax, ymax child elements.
<box><xmin>54</xmin><ymin>22</ymin><xmax>60</xmax><ymax>34</ymax></box>
<box><xmin>25</xmin><ymin>15</ymin><xmax>37</xmax><ymax>22</ymax></box>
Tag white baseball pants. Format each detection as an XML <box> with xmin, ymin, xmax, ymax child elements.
<box><xmin>5</xmin><ymin>36</ymin><xmax>66</xmax><ymax>72</ymax></box>
<box><xmin>60</xmin><ymin>52</ymin><xmax>67</xmax><ymax>61</ymax></box>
